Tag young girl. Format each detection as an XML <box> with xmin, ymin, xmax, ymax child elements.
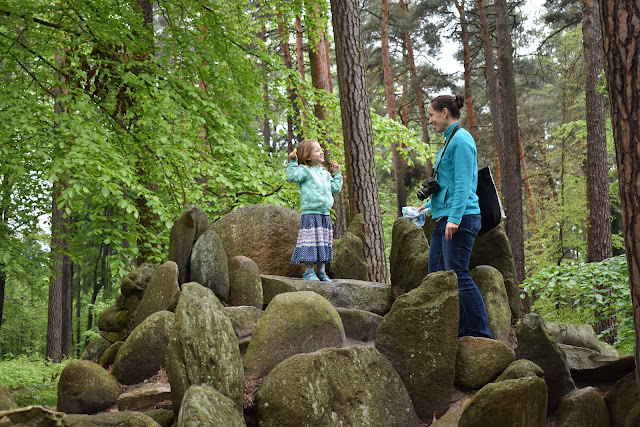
<box><xmin>287</xmin><ymin>139</ymin><xmax>343</xmax><ymax>281</ymax></box>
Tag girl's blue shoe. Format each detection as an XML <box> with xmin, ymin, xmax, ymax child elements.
<box><xmin>317</xmin><ymin>272</ymin><xmax>332</xmax><ymax>282</ymax></box>
<box><xmin>303</xmin><ymin>271</ymin><xmax>320</xmax><ymax>281</ymax></box>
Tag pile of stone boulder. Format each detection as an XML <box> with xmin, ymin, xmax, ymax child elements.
<box><xmin>1</xmin><ymin>204</ymin><xmax>636</xmax><ymax>426</ymax></box>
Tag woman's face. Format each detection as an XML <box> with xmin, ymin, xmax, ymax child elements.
<box><xmin>428</xmin><ymin>105</ymin><xmax>449</xmax><ymax>133</ymax></box>
<box><xmin>308</xmin><ymin>141</ymin><xmax>325</xmax><ymax>166</ymax></box>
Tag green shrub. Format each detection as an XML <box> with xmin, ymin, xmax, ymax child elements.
<box><xmin>0</xmin><ymin>355</ymin><xmax>73</xmax><ymax>407</ymax></box>
<box><xmin>522</xmin><ymin>255</ymin><xmax>632</xmax><ymax>353</ymax></box>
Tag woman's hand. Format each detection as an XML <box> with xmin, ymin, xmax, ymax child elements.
<box><xmin>445</xmin><ymin>221</ymin><xmax>459</xmax><ymax>240</ymax></box>
<box><xmin>331</xmin><ymin>161</ymin><xmax>340</xmax><ymax>172</ymax></box>
<box><xmin>417</xmin><ymin>205</ymin><xmax>426</xmax><ymax>213</ymax></box>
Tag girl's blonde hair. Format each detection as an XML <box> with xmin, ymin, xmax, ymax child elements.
<box><xmin>296</xmin><ymin>139</ymin><xmax>320</xmax><ymax>167</ymax></box>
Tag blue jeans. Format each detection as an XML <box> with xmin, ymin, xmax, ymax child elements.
<box><xmin>429</xmin><ymin>214</ymin><xmax>492</xmax><ymax>338</ymax></box>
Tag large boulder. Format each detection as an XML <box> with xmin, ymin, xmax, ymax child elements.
<box><xmin>256</xmin><ymin>346</ymin><xmax>421</xmax><ymax>427</ymax></box>
<box><xmin>228</xmin><ymin>255</ymin><xmax>263</xmax><ymax>308</ymax></box>
<box><xmin>261</xmin><ymin>275</ymin><xmax>394</xmax><ymax>315</ymax></box>
<box><xmin>544</xmin><ymin>321</ymin><xmax>604</xmax><ymax>352</ymax></box>
<box><xmin>389</xmin><ymin>217</ymin><xmax>429</xmax><ymax>294</ymax></box>
<box><xmin>327</xmin><ymin>232</ymin><xmax>369</xmax><ymax>281</ymax></box>
<box><xmin>123</xmin><ymin>264</ymin><xmax>156</xmax><ymax>294</ymax></box>
<box><xmin>118</xmin><ymin>383</ymin><xmax>172</xmax><ymax>412</ymax></box>
<box><xmin>470</xmin><ymin>265</ymin><xmax>511</xmax><ymax>343</ymax></box>
<box><xmin>57</xmin><ymin>360</ymin><xmax>120</xmax><ymax>414</ymax></box>
<box><xmin>556</xmin><ymin>387</ymin><xmax>611</xmax><ymax>427</ymax></box>
<box><xmin>0</xmin><ymin>406</ymin><xmax>66</xmax><ymax>425</ymax></box>
<box><xmin>168</xmin><ymin>205</ymin><xmax>210</xmax><ymax>285</ymax></box>
<box><xmin>211</xmin><ymin>204</ymin><xmax>302</xmax><ymax>277</ymax></box>
<box><xmin>243</xmin><ymin>291</ymin><xmax>346</xmax><ymax>379</ymax></box>
<box><xmin>80</xmin><ymin>337</ymin><xmax>111</xmax><ymax>362</ymax></box>
<box><xmin>515</xmin><ymin>313</ymin><xmax>575</xmax><ymax>412</ymax></box>
<box><xmin>455</xmin><ymin>336</ymin><xmax>515</xmax><ymax>390</ymax></box>
<box><xmin>336</xmin><ymin>308</ymin><xmax>383</xmax><ymax>342</ymax></box>
<box><xmin>97</xmin><ymin>304</ymin><xmax>129</xmax><ymax>332</ymax></box>
<box><xmin>177</xmin><ymin>385</ymin><xmax>245</xmax><ymax>427</ymax></box>
<box><xmin>345</xmin><ymin>213</ymin><xmax>365</xmax><ymax>241</ymax></box>
<box><xmin>458</xmin><ymin>376</ymin><xmax>548</xmax><ymax>427</ymax></box>
<box><xmin>605</xmin><ymin>372</ymin><xmax>640</xmax><ymax>427</ymax></box>
<box><xmin>132</xmin><ymin>261</ymin><xmax>180</xmax><ymax>330</ymax></box>
<box><xmin>190</xmin><ymin>229</ymin><xmax>229</xmax><ymax>302</ymax></box>
<box><xmin>0</xmin><ymin>385</ymin><xmax>17</xmax><ymax>411</ymax></box>
<box><xmin>113</xmin><ymin>311</ymin><xmax>175</xmax><ymax>385</ymax></box>
<box><xmin>224</xmin><ymin>306</ymin><xmax>263</xmax><ymax>339</ymax></box>
<box><xmin>98</xmin><ymin>341</ymin><xmax>124</xmax><ymax>368</ymax></box>
<box><xmin>469</xmin><ymin>225</ymin><xmax>520</xmax><ymax>322</ymax></box>
<box><xmin>375</xmin><ymin>271</ymin><xmax>459</xmax><ymax>420</ymax></box>
<box><xmin>66</xmin><ymin>411</ymin><xmax>162</xmax><ymax>426</ymax></box>
<box><xmin>165</xmin><ymin>282</ymin><xmax>243</xmax><ymax>415</ymax></box>
<box><xmin>560</xmin><ymin>344</ymin><xmax>634</xmax><ymax>382</ymax></box>
<box><xmin>496</xmin><ymin>359</ymin><xmax>545</xmax><ymax>382</ymax></box>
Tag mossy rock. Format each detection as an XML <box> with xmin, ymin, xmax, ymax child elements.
<box><xmin>389</xmin><ymin>217</ymin><xmax>429</xmax><ymax>294</ymax></box>
<box><xmin>243</xmin><ymin>291</ymin><xmax>345</xmax><ymax>379</ymax></box>
<box><xmin>57</xmin><ymin>360</ymin><xmax>120</xmax><ymax>414</ymax></box>
<box><xmin>228</xmin><ymin>255</ymin><xmax>263</xmax><ymax>308</ymax></box>
<box><xmin>80</xmin><ymin>337</ymin><xmax>111</xmax><ymax>363</ymax></box>
<box><xmin>256</xmin><ymin>346</ymin><xmax>421</xmax><ymax>427</ymax></box>
<box><xmin>455</xmin><ymin>336</ymin><xmax>515</xmax><ymax>390</ymax></box>
<box><xmin>177</xmin><ymin>385</ymin><xmax>244</xmax><ymax>427</ymax></box>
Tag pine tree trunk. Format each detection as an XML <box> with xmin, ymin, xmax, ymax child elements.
<box><xmin>260</xmin><ymin>26</ymin><xmax>272</xmax><ymax>150</ymax></box>
<box><xmin>494</xmin><ymin>0</ymin><xmax>525</xmax><ymax>291</ymax></box>
<box><xmin>277</xmin><ymin>15</ymin><xmax>297</xmax><ymax>145</ymax></box>
<box><xmin>307</xmin><ymin>3</ymin><xmax>345</xmax><ymax>238</ymax></box>
<box><xmin>455</xmin><ymin>0</ymin><xmax>477</xmax><ymax>140</ymax></box>
<box><xmin>598</xmin><ymin>0</ymin><xmax>639</xmax><ymax>359</ymax></box>
<box><xmin>399</xmin><ymin>0</ymin><xmax>431</xmax><ymax>174</ymax></box>
<box><xmin>381</xmin><ymin>0</ymin><xmax>406</xmax><ymax>217</ymax></box>
<box><xmin>477</xmin><ymin>0</ymin><xmax>504</xmax><ymax>190</ymax></box>
<box><xmin>330</xmin><ymin>0</ymin><xmax>388</xmax><ymax>283</ymax></box>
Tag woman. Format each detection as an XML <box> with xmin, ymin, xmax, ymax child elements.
<box><xmin>418</xmin><ymin>94</ymin><xmax>492</xmax><ymax>338</ymax></box>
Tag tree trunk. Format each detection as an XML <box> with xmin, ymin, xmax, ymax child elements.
<box><xmin>47</xmin><ymin>181</ymin><xmax>64</xmax><ymax>363</ymax></box>
<box><xmin>582</xmin><ymin>0</ymin><xmax>615</xmax><ymax>343</ymax></box>
<box><xmin>455</xmin><ymin>0</ymin><xmax>477</xmax><ymax>140</ymax></box>
<box><xmin>61</xmin><ymin>254</ymin><xmax>72</xmax><ymax>358</ymax></box>
<box><xmin>381</xmin><ymin>0</ymin><xmax>406</xmax><ymax>217</ymax></box>
<box><xmin>477</xmin><ymin>0</ymin><xmax>504</xmax><ymax>190</ymax></box>
<box><xmin>277</xmin><ymin>15</ymin><xmax>296</xmax><ymax>146</ymax></box>
<box><xmin>260</xmin><ymin>25</ymin><xmax>272</xmax><ymax>150</ymax></box>
<box><xmin>307</xmin><ymin>3</ymin><xmax>345</xmax><ymax>238</ymax></box>
<box><xmin>330</xmin><ymin>0</ymin><xmax>388</xmax><ymax>283</ymax></box>
<box><xmin>598</xmin><ymin>0</ymin><xmax>639</xmax><ymax>366</ymax></box>
<box><xmin>75</xmin><ymin>267</ymin><xmax>82</xmax><ymax>357</ymax></box>
<box><xmin>494</xmin><ymin>0</ymin><xmax>525</xmax><ymax>290</ymax></box>
<box><xmin>517</xmin><ymin>117</ymin><xmax>537</xmax><ymax>224</ymax></box>
<box><xmin>0</xmin><ymin>269</ymin><xmax>4</xmax><ymax>328</ymax></box>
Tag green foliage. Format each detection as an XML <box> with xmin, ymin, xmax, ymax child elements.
<box><xmin>0</xmin><ymin>355</ymin><xmax>72</xmax><ymax>406</ymax></box>
<box><xmin>522</xmin><ymin>255</ymin><xmax>632</xmax><ymax>352</ymax></box>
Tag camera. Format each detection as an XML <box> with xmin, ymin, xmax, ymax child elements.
<box><xmin>416</xmin><ymin>177</ymin><xmax>441</xmax><ymax>201</ymax></box>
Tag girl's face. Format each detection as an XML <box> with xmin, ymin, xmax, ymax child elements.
<box><xmin>308</xmin><ymin>141</ymin><xmax>324</xmax><ymax>166</ymax></box>
<box><xmin>428</xmin><ymin>104</ymin><xmax>449</xmax><ymax>133</ymax></box>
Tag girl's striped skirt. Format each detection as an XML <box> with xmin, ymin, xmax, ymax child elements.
<box><xmin>291</xmin><ymin>214</ymin><xmax>333</xmax><ymax>264</ymax></box>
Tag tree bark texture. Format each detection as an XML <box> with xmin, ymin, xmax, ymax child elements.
<box><xmin>583</xmin><ymin>0</ymin><xmax>613</xmax><ymax>263</ymax></box>
<box><xmin>582</xmin><ymin>0</ymin><xmax>615</xmax><ymax>343</ymax></box>
<box><xmin>455</xmin><ymin>0</ymin><xmax>477</xmax><ymax>140</ymax></box>
<box><xmin>494</xmin><ymin>0</ymin><xmax>525</xmax><ymax>287</ymax></box>
<box><xmin>277</xmin><ymin>15</ymin><xmax>297</xmax><ymax>146</ymax></box>
<box><xmin>330</xmin><ymin>0</ymin><xmax>388</xmax><ymax>283</ymax></box>
<box><xmin>598</xmin><ymin>0</ymin><xmax>640</xmax><ymax>381</ymax></box>
<box><xmin>381</xmin><ymin>0</ymin><xmax>406</xmax><ymax>217</ymax></box>
<box><xmin>260</xmin><ymin>26</ymin><xmax>272</xmax><ymax>150</ymax></box>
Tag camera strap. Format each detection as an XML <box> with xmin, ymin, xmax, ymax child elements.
<box><xmin>433</xmin><ymin>123</ymin><xmax>461</xmax><ymax>179</ymax></box>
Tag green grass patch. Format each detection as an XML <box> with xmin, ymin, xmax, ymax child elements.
<box><xmin>0</xmin><ymin>355</ymin><xmax>73</xmax><ymax>407</ymax></box>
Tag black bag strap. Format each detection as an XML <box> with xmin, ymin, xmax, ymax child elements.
<box><xmin>433</xmin><ymin>123</ymin><xmax>461</xmax><ymax>179</ymax></box>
